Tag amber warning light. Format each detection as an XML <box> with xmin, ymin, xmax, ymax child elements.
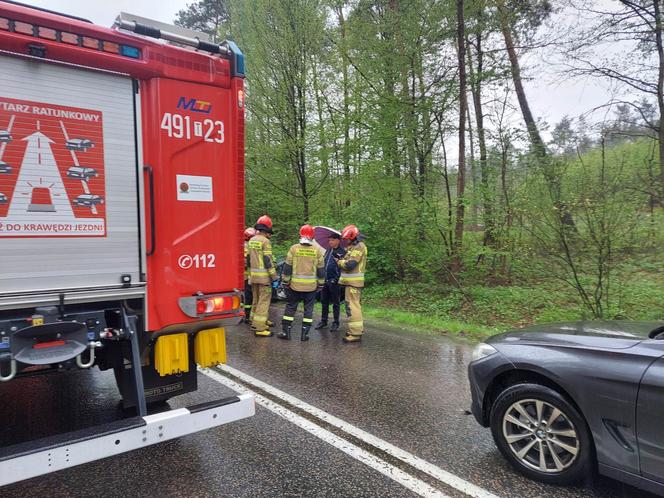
<box><xmin>178</xmin><ymin>292</ymin><xmax>242</xmax><ymax>318</ymax></box>
<box><xmin>0</xmin><ymin>16</ymin><xmax>141</xmax><ymax>58</ymax></box>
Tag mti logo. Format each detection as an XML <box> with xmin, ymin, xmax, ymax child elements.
<box><xmin>177</xmin><ymin>97</ymin><xmax>212</xmax><ymax>114</ymax></box>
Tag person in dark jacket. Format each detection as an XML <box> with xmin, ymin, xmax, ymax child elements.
<box><xmin>315</xmin><ymin>233</ymin><xmax>346</xmax><ymax>332</ymax></box>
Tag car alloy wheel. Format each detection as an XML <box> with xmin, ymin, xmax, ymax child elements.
<box><xmin>490</xmin><ymin>383</ymin><xmax>594</xmax><ymax>485</ymax></box>
<box><xmin>502</xmin><ymin>398</ymin><xmax>579</xmax><ymax>473</ymax></box>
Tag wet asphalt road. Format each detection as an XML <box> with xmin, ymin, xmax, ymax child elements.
<box><xmin>1</xmin><ymin>307</ymin><xmax>656</xmax><ymax>498</ymax></box>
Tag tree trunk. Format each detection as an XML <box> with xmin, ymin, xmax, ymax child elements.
<box><xmin>654</xmin><ymin>0</ymin><xmax>664</xmax><ymax>197</ymax></box>
<box><xmin>467</xmin><ymin>30</ymin><xmax>496</xmax><ymax>250</ymax></box>
<box><xmin>335</xmin><ymin>5</ymin><xmax>352</xmax><ymax>206</ymax></box>
<box><xmin>466</xmin><ymin>95</ymin><xmax>478</xmax><ymax>226</ymax></box>
<box><xmin>496</xmin><ymin>0</ymin><xmax>575</xmax><ymax>226</ymax></box>
<box><xmin>452</xmin><ymin>0</ymin><xmax>467</xmax><ymax>272</ymax></box>
<box><xmin>312</xmin><ymin>61</ymin><xmax>329</xmax><ymax>178</ymax></box>
<box><xmin>495</xmin><ymin>0</ymin><xmax>546</xmax><ymax>158</ymax></box>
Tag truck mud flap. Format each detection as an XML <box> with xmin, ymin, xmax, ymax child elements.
<box><xmin>0</xmin><ymin>394</ymin><xmax>254</xmax><ymax>486</ymax></box>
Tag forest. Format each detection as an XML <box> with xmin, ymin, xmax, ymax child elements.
<box><xmin>175</xmin><ymin>0</ymin><xmax>664</xmax><ymax>335</ymax></box>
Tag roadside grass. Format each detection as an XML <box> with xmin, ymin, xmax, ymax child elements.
<box><xmin>360</xmin><ymin>266</ymin><xmax>664</xmax><ymax>342</ymax></box>
<box><xmin>362</xmin><ymin>306</ymin><xmax>497</xmax><ymax>341</ymax></box>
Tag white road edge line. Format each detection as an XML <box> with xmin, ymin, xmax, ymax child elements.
<box><xmin>217</xmin><ymin>364</ymin><xmax>499</xmax><ymax>498</ymax></box>
<box><xmin>200</xmin><ymin>368</ymin><xmax>449</xmax><ymax>498</ymax></box>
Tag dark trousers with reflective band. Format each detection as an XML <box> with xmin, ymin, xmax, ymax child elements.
<box><xmin>283</xmin><ymin>289</ymin><xmax>317</xmax><ymax>326</ymax></box>
<box><xmin>243</xmin><ymin>280</ymin><xmax>253</xmax><ymax>318</ymax></box>
<box><xmin>320</xmin><ymin>282</ymin><xmax>341</xmax><ymax>323</ymax></box>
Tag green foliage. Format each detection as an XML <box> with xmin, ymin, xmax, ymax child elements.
<box><xmin>176</xmin><ymin>1</ymin><xmax>664</xmax><ymax>328</ymax></box>
<box><xmin>174</xmin><ymin>0</ymin><xmax>228</xmax><ymax>42</ymax></box>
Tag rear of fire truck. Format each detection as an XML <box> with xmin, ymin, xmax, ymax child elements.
<box><xmin>0</xmin><ymin>3</ymin><xmax>253</xmax><ymax>485</ymax></box>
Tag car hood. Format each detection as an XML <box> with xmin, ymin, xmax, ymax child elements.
<box><xmin>489</xmin><ymin>321</ymin><xmax>664</xmax><ymax>350</ymax></box>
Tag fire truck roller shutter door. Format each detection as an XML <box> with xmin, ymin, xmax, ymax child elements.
<box><xmin>0</xmin><ymin>55</ymin><xmax>140</xmax><ymax>296</ymax></box>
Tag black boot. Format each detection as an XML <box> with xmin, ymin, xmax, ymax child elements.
<box><xmin>314</xmin><ymin>320</ymin><xmax>327</xmax><ymax>330</ymax></box>
<box><xmin>278</xmin><ymin>322</ymin><xmax>292</xmax><ymax>340</ymax></box>
<box><xmin>330</xmin><ymin>321</ymin><xmax>339</xmax><ymax>332</ymax></box>
<box><xmin>301</xmin><ymin>325</ymin><xmax>311</xmax><ymax>342</ymax></box>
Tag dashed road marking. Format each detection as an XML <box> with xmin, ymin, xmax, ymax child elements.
<box><xmin>201</xmin><ymin>368</ymin><xmax>449</xmax><ymax>498</ymax></box>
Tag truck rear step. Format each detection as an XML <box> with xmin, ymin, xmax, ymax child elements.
<box><xmin>0</xmin><ymin>394</ymin><xmax>254</xmax><ymax>486</ymax></box>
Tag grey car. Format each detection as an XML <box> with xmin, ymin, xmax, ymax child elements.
<box><xmin>66</xmin><ymin>166</ymin><xmax>98</xmax><ymax>181</ymax></box>
<box><xmin>65</xmin><ymin>138</ymin><xmax>94</xmax><ymax>151</ymax></box>
<box><xmin>72</xmin><ymin>194</ymin><xmax>103</xmax><ymax>207</ymax></box>
<box><xmin>468</xmin><ymin>321</ymin><xmax>664</xmax><ymax>495</ymax></box>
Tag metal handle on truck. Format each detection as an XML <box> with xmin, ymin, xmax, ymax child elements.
<box><xmin>144</xmin><ymin>165</ymin><xmax>156</xmax><ymax>256</ymax></box>
<box><xmin>0</xmin><ymin>356</ymin><xmax>17</xmax><ymax>382</ymax></box>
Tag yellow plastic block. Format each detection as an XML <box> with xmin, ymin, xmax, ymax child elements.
<box><xmin>195</xmin><ymin>328</ymin><xmax>227</xmax><ymax>368</ymax></box>
<box><xmin>154</xmin><ymin>333</ymin><xmax>189</xmax><ymax>377</ymax></box>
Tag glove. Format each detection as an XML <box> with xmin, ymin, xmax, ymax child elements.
<box><xmin>272</xmin><ymin>280</ymin><xmax>280</xmax><ymax>289</ymax></box>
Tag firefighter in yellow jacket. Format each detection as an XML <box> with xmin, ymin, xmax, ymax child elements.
<box><xmin>242</xmin><ymin>226</ymin><xmax>257</xmax><ymax>323</ymax></box>
<box><xmin>338</xmin><ymin>224</ymin><xmax>368</xmax><ymax>343</ymax></box>
<box><xmin>278</xmin><ymin>225</ymin><xmax>325</xmax><ymax>341</ymax></box>
<box><xmin>248</xmin><ymin>215</ymin><xmax>278</xmax><ymax>337</ymax></box>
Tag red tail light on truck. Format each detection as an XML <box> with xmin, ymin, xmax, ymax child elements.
<box><xmin>0</xmin><ymin>5</ymin><xmax>253</xmax><ymax>484</ymax></box>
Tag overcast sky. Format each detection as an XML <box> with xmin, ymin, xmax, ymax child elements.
<box><xmin>24</xmin><ymin>0</ymin><xmax>616</xmax><ymax>131</ymax></box>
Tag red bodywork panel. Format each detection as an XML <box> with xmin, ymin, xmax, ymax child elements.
<box><xmin>0</xmin><ymin>3</ymin><xmax>231</xmax><ymax>87</ymax></box>
<box><xmin>0</xmin><ymin>3</ymin><xmax>246</xmax><ymax>332</ymax></box>
<box><xmin>142</xmin><ymin>78</ymin><xmax>245</xmax><ymax>331</ymax></box>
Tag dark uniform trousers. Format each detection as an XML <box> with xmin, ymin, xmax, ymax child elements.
<box><xmin>320</xmin><ymin>282</ymin><xmax>341</xmax><ymax>323</ymax></box>
<box><xmin>243</xmin><ymin>280</ymin><xmax>253</xmax><ymax>319</ymax></box>
<box><xmin>284</xmin><ymin>289</ymin><xmax>317</xmax><ymax>327</ymax></box>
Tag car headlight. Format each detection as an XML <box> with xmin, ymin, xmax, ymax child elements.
<box><xmin>471</xmin><ymin>343</ymin><xmax>498</xmax><ymax>362</ymax></box>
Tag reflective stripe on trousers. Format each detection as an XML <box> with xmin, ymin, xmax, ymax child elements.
<box><xmin>282</xmin><ymin>290</ymin><xmax>316</xmax><ymax>325</ymax></box>
<box><xmin>345</xmin><ymin>286</ymin><xmax>363</xmax><ymax>336</ymax></box>
<box><xmin>250</xmin><ymin>284</ymin><xmax>272</xmax><ymax>332</ymax></box>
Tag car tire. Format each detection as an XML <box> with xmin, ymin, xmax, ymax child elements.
<box><xmin>490</xmin><ymin>383</ymin><xmax>594</xmax><ymax>485</ymax></box>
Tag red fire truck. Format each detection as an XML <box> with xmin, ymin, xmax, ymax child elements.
<box><xmin>0</xmin><ymin>2</ymin><xmax>253</xmax><ymax>484</ymax></box>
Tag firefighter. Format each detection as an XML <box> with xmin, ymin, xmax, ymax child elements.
<box><xmin>248</xmin><ymin>215</ymin><xmax>278</xmax><ymax>337</ymax></box>
<box><xmin>278</xmin><ymin>225</ymin><xmax>325</xmax><ymax>341</ymax></box>
<box><xmin>338</xmin><ymin>224</ymin><xmax>367</xmax><ymax>343</ymax></box>
<box><xmin>242</xmin><ymin>227</ymin><xmax>257</xmax><ymax>323</ymax></box>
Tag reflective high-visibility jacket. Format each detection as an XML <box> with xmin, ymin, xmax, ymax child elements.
<box><xmin>248</xmin><ymin>233</ymin><xmax>277</xmax><ymax>285</ymax></box>
<box><xmin>282</xmin><ymin>242</ymin><xmax>325</xmax><ymax>292</ymax></box>
<box><xmin>244</xmin><ymin>241</ymin><xmax>250</xmax><ymax>281</ymax></box>
<box><xmin>338</xmin><ymin>240</ymin><xmax>367</xmax><ymax>288</ymax></box>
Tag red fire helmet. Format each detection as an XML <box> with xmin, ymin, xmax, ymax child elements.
<box><xmin>299</xmin><ymin>224</ymin><xmax>314</xmax><ymax>239</ymax></box>
<box><xmin>256</xmin><ymin>215</ymin><xmax>273</xmax><ymax>229</ymax></box>
<box><xmin>341</xmin><ymin>224</ymin><xmax>359</xmax><ymax>240</ymax></box>
<box><xmin>244</xmin><ymin>227</ymin><xmax>257</xmax><ymax>240</ymax></box>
